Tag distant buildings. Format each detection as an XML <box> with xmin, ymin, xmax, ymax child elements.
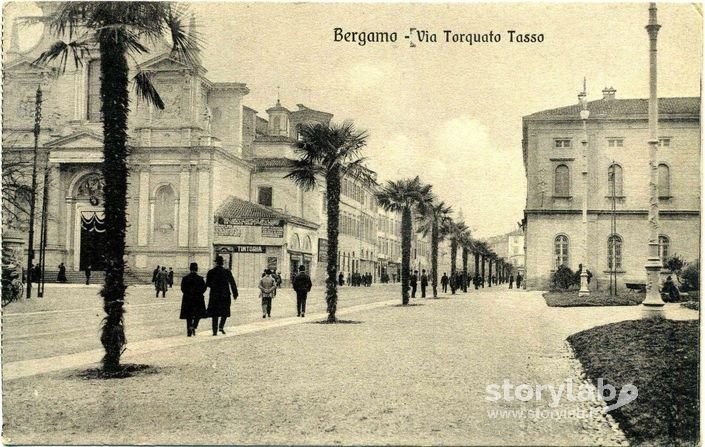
<box><xmin>522</xmin><ymin>88</ymin><xmax>700</xmax><ymax>290</ymax></box>
<box><xmin>485</xmin><ymin>228</ymin><xmax>525</xmax><ymax>275</ymax></box>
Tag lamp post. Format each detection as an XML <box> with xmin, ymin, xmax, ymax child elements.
<box><xmin>642</xmin><ymin>2</ymin><xmax>665</xmax><ymax>312</ymax></box>
<box><xmin>578</xmin><ymin>81</ymin><xmax>590</xmax><ymax>297</ymax></box>
<box><xmin>25</xmin><ymin>85</ymin><xmax>42</xmax><ymax>299</ymax></box>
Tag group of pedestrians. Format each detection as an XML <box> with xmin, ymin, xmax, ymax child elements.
<box><xmin>338</xmin><ymin>271</ymin><xmax>372</xmax><ymax>287</ymax></box>
<box><xmin>178</xmin><ymin>257</ymin><xmax>313</xmax><ymax>337</ymax></box>
<box><xmin>152</xmin><ymin>265</ymin><xmax>175</xmax><ymax>298</ymax></box>
<box><xmin>410</xmin><ymin>269</ymin><xmax>429</xmax><ymax>297</ymax></box>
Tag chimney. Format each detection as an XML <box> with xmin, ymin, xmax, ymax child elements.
<box><xmin>602</xmin><ymin>87</ymin><xmax>616</xmax><ymax>100</ymax></box>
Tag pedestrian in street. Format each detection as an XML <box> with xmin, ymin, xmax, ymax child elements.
<box><xmin>509</xmin><ymin>274</ymin><xmax>514</xmax><ymax>289</ymax></box>
<box><xmin>420</xmin><ymin>269</ymin><xmax>428</xmax><ymax>298</ymax></box>
<box><xmin>259</xmin><ymin>269</ymin><xmax>277</xmax><ymax>318</ymax></box>
<box><xmin>168</xmin><ymin>267</ymin><xmax>174</xmax><ymax>288</ymax></box>
<box><xmin>156</xmin><ymin>266</ymin><xmax>169</xmax><ymax>298</ymax></box>
<box><xmin>57</xmin><ymin>263</ymin><xmax>67</xmax><ymax>283</ymax></box>
<box><xmin>180</xmin><ymin>262</ymin><xmax>207</xmax><ymax>337</ymax></box>
<box><xmin>450</xmin><ymin>271</ymin><xmax>457</xmax><ymax>294</ymax></box>
<box><xmin>474</xmin><ymin>274</ymin><xmax>480</xmax><ymax>290</ymax></box>
<box><xmin>441</xmin><ymin>272</ymin><xmax>448</xmax><ymax>293</ymax></box>
<box><xmin>339</xmin><ymin>272</ymin><xmax>344</xmax><ymax>286</ymax></box>
<box><xmin>152</xmin><ymin>265</ymin><xmax>160</xmax><ymax>284</ymax></box>
<box><xmin>84</xmin><ymin>264</ymin><xmax>91</xmax><ymax>285</ymax></box>
<box><xmin>33</xmin><ymin>264</ymin><xmax>41</xmax><ymax>284</ymax></box>
<box><xmin>516</xmin><ymin>273</ymin><xmax>523</xmax><ymax>289</ymax></box>
<box><xmin>206</xmin><ymin>255</ymin><xmax>238</xmax><ymax>335</ymax></box>
<box><xmin>410</xmin><ymin>270</ymin><xmax>418</xmax><ymax>298</ymax></box>
<box><xmin>293</xmin><ymin>265</ymin><xmax>312</xmax><ymax>317</ymax></box>
<box><xmin>272</xmin><ymin>268</ymin><xmax>282</xmax><ymax>288</ymax></box>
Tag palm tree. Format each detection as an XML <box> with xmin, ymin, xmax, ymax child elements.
<box><xmin>36</xmin><ymin>2</ymin><xmax>199</xmax><ymax>372</ymax></box>
<box><xmin>416</xmin><ymin>199</ymin><xmax>452</xmax><ymax>297</ymax></box>
<box><xmin>448</xmin><ymin>220</ymin><xmax>469</xmax><ymax>278</ymax></box>
<box><xmin>459</xmin><ymin>232</ymin><xmax>473</xmax><ymax>292</ymax></box>
<box><xmin>285</xmin><ymin>122</ymin><xmax>373</xmax><ymax>322</ymax></box>
<box><xmin>376</xmin><ymin>176</ymin><xmax>432</xmax><ymax>305</ymax></box>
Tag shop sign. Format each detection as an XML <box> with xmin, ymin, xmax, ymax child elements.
<box><xmin>231</xmin><ymin>245</ymin><xmax>267</xmax><ymax>253</ymax></box>
<box><xmin>267</xmin><ymin>257</ymin><xmax>278</xmax><ymax>269</ymax></box>
<box><xmin>215</xmin><ymin>224</ymin><xmax>243</xmax><ymax>237</ymax></box>
<box><xmin>318</xmin><ymin>238</ymin><xmax>328</xmax><ymax>263</ymax></box>
<box><xmin>216</xmin><ymin>217</ymin><xmax>284</xmax><ymax>227</ymax></box>
<box><xmin>262</xmin><ymin>226</ymin><xmax>284</xmax><ymax>238</ymax></box>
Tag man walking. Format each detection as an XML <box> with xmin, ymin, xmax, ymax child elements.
<box><xmin>180</xmin><ymin>262</ymin><xmax>207</xmax><ymax>337</ymax></box>
<box><xmin>420</xmin><ymin>269</ymin><xmax>428</xmax><ymax>298</ymax></box>
<box><xmin>206</xmin><ymin>255</ymin><xmax>238</xmax><ymax>335</ymax></box>
<box><xmin>441</xmin><ymin>272</ymin><xmax>448</xmax><ymax>293</ymax></box>
<box><xmin>410</xmin><ymin>270</ymin><xmax>418</xmax><ymax>298</ymax></box>
<box><xmin>258</xmin><ymin>269</ymin><xmax>277</xmax><ymax>318</ymax></box>
<box><xmin>509</xmin><ymin>274</ymin><xmax>514</xmax><ymax>289</ymax></box>
<box><xmin>516</xmin><ymin>273</ymin><xmax>523</xmax><ymax>289</ymax></box>
<box><xmin>168</xmin><ymin>267</ymin><xmax>174</xmax><ymax>288</ymax></box>
<box><xmin>293</xmin><ymin>265</ymin><xmax>312</xmax><ymax>317</ymax></box>
<box><xmin>84</xmin><ymin>264</ymin><xmax>91</xmax><ymax>285</ymax></box>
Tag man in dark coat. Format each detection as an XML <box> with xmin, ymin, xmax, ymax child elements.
<box><xmin>168</xmin><ymin>267</ymin><xmax>174</xmax><ymax>288</ymax></box>
<box><xmin>206</xmin><ymin>255</ymin><xmax>238</xmax><ymax>335</ymax></box>
<box><xmin>338</xmin><ymin>272</ymin><xmax>344</xmax><ymax>286</ymax></box>
<box><xmin>57</xmin><ymin>263</ymin><xmax>67</xmax><ymax>283</ymax></box>
<box><xmin>84</xmin><ymin>264</ymin><xmax>91</xmax><ymax>285</ymax></box>
<box><xmin>180</xmin><ymin>262</ymin><xmax>207</xmax><ymax>337</ymax></box>
<box><xmin>516</xmin><ymin>273</ymin><xmax>523</xmax><ymax>289</ymax></box>
<box><xmin>410</xmin><ymin>270</ymin><xmax>418</xmax><ymax>298</ymax></box>
<box><xmin>509</xmin><ymin>274</ymin><xmax>514</xmax><ymax>289</ymax></box>
<box><xmin>420</xmin><ymin>269</ymin><xmax>428</xmax><ymax>298</ymax></box>
<box><xmin>293</xmin><ymin>265</ymin><xmax>313</xmax><ymax>317</ymax></box>
<box><xmin>441</xmin><ymin>272</ymin><xmax>449</xmax><ymax>293</ymax></box>
<box><xmin>152</xmin><ymin>265</ymin><xmax>160</xmax><ymax>284</ymax></box>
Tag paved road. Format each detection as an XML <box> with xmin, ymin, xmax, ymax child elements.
<box><xmin>2</xmin><ymin>286</ymin><xmax>698</xmax><ymax>445</ymax></box>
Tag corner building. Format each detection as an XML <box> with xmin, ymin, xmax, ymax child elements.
<box><xmin>522</xmin><ymin>88</ymin><xmax>700</xmax><ymax>291</ymax></box>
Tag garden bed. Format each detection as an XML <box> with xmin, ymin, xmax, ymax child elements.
<box><xmin>543</xmin><ymin>291</ymin><xmax>644</xmax><ymax>307</ymax></box>
<box><xmin>568</xmin><ymin>319</ymin><xmax>699</xmax><ymax>445</ymax></box>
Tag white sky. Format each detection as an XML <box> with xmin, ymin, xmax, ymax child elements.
<box><xmin>4</xmin><ymin>2</ymin><xmax>702</xmax><ymax>238</ymax></box>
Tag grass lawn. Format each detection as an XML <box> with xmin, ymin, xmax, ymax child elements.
<box><xmin>543</xmin><ymin>290</ymin><xmax>645</xmax><ymax>307</ymax></box>
<box><xmin>568</xmin><ymin>319</ymin><xmax>699</xmax><ymax>446</ymax></box>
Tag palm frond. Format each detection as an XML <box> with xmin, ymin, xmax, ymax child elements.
<box><xmin>34</xmin><ymin>39</ymin><xmax>90</xmax><ymax>72</ymax></box>
<box><xmin>165</xmin><ymin>5</ymin><xmax>202</xmax><ymax>67</ymax></box>
<box><xmin>284</xmin><ymin>159</ymin><xmax>323</xmax><ymax>191</ymax></box>
<box><xmin>132</xmin><ymin>71</ymin><xmax>164</xmax><ymax>110</ymax></box>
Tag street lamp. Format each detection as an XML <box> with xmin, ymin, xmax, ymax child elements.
<box><xmin>642</xmin><ymin>2</ymin><xmax>665</xmax><ymax>313</ymax></box>
<box><xmin>578</xmin><ymin>81</ymin><xmax>590</xmax><ymax>297</ymax></box>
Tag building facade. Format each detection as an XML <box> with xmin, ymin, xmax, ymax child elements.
<box><xmin>2</xmin><ymin>8</ymin><xmax>435</xmax><ymax>287</ymax></box>
<box><xmin>522</xmin><ymin>88</ymin><xmax>700</xmax><ymax>290</ymax></box>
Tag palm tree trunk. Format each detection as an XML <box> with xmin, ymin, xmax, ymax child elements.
<box><xmin>450</xmin><ymin>239</ymin><xmax>457</xmax><ymax>275</ymax></box>
<box><xmin>462</xmin><ymin>246</ymin><xmax>468</xmax><ymax>292</ymax></box>
<box><xmin>99</xmin><ymin>33</ymin><xmax>129</xmax><ymax>372</ymax></box>
<box><xmin>325</xmin><ymin>170</ymin><xmax>341</xmax><ymax>322</ymax></box>
<box><xmin>401</xmin><ymin>207</ymin><xmax>412</xmax><ymax>305</ymax></box>
<box><xmin>488</xmin><ymin>258</ymin><xmax>493</xmax><ymax>288</ymax></box>
<box><xmin>431</xmin><ymin>221</ymin><xmax>438</xmax><ymax>298</ymax></box>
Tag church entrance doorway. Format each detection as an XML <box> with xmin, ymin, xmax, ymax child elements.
<box><xmin>79</xmin><ymin>211</ymin><xmax>107</xmax><ymax>271</ymax></box>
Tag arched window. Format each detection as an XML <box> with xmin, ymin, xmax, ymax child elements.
<box><xmin>154</xmin><ymin>185</ymin><xmax>176</xmax><ymax>245</ymax></box>
<box><xmin>87</xmin><ymin>60</ymin><xmax>102</xmax><ymax>122</ymax></box>
<box><xmin>659</xmin><ymin>235</ymin><xmax>670</xmax><ymax>263</ymax></box>
<box><xmin>303</xmin><ymin>235</ymin><xmax>312</xmax><ymax>252</ymax></box>
<box><xmin>272</xmin><ymin>116</ymin><xmax>281</xmax><ymax>135</ymax></box>
<box><xmin>658</xmin><ymin>164</ymin><xmax>670</xmax><ymax>198</ymax></box>
<box><xmin>554</xmin><ymin>165</ymin><xmax>570</xmax><ymax>196</ymax></box>
<box><xmin>608</xmin><ymin>235</ymin><xmax>623</xmax><ymax>270</ymax></box>
<box><xmin>290</xmin><ymin>233</ymin><xmax>301</xmax><ymax>250</ymax></box>
<box><xmin>608</xmin><ymin>164</ymin><xmax>623</xmax><ymax>196</ymax></box>
<box><xmin>554</xmin><ymin>235</ymin><xmax>569</xmax><ymax>268</ymax></box>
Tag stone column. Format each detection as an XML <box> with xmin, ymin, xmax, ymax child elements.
<box><xmin>137</xmin><ymin>168</ymin><xmax>150</xmax><ymax>246</ymax></box>
<box><xmin>178</xmin><ymin>165</ymin><xmax>190</xmax><ymax>247</ymax></box>
<box><xmin>196</xmin><ymin>166</ymin><xmax>210</xmax><ymax>247</ymax></box>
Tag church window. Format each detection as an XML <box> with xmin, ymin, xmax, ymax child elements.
<box><xmin>154</xmin><ymin>185</ymin><xmax>176</xmax><ymax>246</ymax></box>
<box><xmin>258</xmin><ymin>186</ymin><xmax>273</xmax><ymax>207</ymax></box>
<box><xmin>658</xmin><ymin>164</ymin><xmax>671</xmax><ymax>198</ymax></box>
<box><xmin>554</xmin><ymin>164</ymin><xmax>570</xmax><ymax>196</ymax></box>
<box><xmin>607</xmin><ymin>234</ymin><xmax>623</xmax><ymax>270</ymax></box>
<box><xmin>554</xmin><ymin>235</ymin><xmax>568</xmax><ymax>268</ymax></box>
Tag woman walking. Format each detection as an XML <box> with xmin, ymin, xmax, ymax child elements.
<box><xmin>180</xmin><ymin>263</ymin><xmax>207</xmax><ymax>337</ymax></box>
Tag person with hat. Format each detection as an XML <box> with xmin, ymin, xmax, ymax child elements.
<box><xmin>292</xmin><ymin>265</ymin><xmax>313</xmax><ymax>317</ymax></box>
<box><xmin>180</xmin><ymin>262</ymin><xmax>207</xmax><ymax>337</ymax></box>
<box><xmin>258</xmin><ymin>268</ymin><xmax>277</xmax><ymax>318</ymax></box>
<box><xmin>205</xmin><ymin>255</ymin><xmax>238</xmax><ymax>335</ymax></box>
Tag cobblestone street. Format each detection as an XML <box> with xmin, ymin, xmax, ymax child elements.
<box><xmin>3</xmin><ymin>285</ymin><xmax>696</xmax><ymax>445</ymax></box>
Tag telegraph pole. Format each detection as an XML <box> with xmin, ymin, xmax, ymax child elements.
<box><xmin>25</xmin><ymin>86</ymin><xmax>42</xmax><ymax>299</ymax></box>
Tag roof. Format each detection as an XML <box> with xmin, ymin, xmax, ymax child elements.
<box><xmin>215</xmin><ymin>196</ymin><xmax>319</xmax><ymax>230</ymax></box>
<box><xmin>524</xmin><ymin>97</ymin><xmax>700</xmax><ymax>121</ymax></box>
